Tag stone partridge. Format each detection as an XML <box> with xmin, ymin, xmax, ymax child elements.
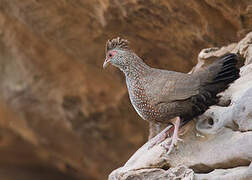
<box><xmin>103</xmin><ymin>37</ymin><xmax>240</xmax><ymax>154</ymax></box>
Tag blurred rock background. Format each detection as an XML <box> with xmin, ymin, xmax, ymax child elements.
<box><xmin>0</xmin><ymin>0</ymin><xmax>251</xmax><ymax>180</ymax></box>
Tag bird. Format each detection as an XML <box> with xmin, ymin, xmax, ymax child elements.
<box><xmin>103</xmin><ymin>37</ymin><xmax>240</xmax><ymax>154</ymax></box>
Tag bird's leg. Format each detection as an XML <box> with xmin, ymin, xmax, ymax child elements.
<box><xmin>162</xmin><ymin>117</ymin><xmax>183</xmax><ymax>154</ymax></box>
<box><xmin>148</xmin><ymin>123</ymin><xmax>174</xmax><ymax>149</ymax></box>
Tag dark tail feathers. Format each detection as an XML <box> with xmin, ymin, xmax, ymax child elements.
<box><xmin>205</xmin><ymin>53</ymin><xmax>240</xmax><ymax>95</ymax></box>
<box><xmin>181</xmin><ymin>53</ymin><xmax>240</xmax><ymax>125</ymax></box>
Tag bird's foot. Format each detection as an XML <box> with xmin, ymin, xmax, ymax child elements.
<box><xmin>162</xmin><ymin>117</ymin><xmax>183</xmax><ymax>154</ymax></box>
<box><xmin>148</xmin><ymin>132</ymin><xmax>167</xmax><ymax>150</ymax></box>
<box><xmin>161</xmin><ymin>134</ymin><xmax>183</xmax><ymax>154</ymax></box>
<box><xmin>147</xmin><ymin>125</ymin><xmax>173</xmax><ymax>150</ymax></box>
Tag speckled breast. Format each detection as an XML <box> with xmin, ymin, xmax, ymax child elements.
<box><xmin>126</xmin><ymin>79</ymin><xmax>161</xmax><ymax>121</ymax></box>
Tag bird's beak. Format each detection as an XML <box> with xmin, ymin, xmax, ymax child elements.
<box><xmin>103</xmin><ymin>59</ymin><xmax>110</xmax><ymax>69</ymax></box>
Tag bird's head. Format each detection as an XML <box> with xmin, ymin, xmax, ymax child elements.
<box><xmin>103</xmin><ymin>37</ymin><xmax>133</xmax><ymax>71</ymax></box>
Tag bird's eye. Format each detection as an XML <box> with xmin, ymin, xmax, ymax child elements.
<box><xmin>108</xmin><ymin>53</ymin><xmax>112</xmax><ymax>58</ymax></box>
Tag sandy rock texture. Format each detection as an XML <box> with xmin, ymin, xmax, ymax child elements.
<box><xmin>0</xmin><ymin>0</ymin><xmax>251</xmax><ymax>179</ymax></box>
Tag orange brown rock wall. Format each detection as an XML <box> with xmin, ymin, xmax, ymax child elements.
<box><xmin>0</xmin><ymin>0</ymin><xmax>251</xmax><ymax>179</ymax></box>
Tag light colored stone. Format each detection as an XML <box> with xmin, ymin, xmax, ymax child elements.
<box><xmin>195</xmin><ymin>162</ymin><xmax>252</xmax><ymax>180</ymax></box>
<box><xmin>110</xmin><ymin>165</ymin><xmax>194</xmax><ymax>180</ymax></box>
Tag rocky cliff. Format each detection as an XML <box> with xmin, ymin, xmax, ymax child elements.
<box><xmin>0</xmin><ymin>0</ymin><xmax>251</xmax><ymax>180</ymax></box>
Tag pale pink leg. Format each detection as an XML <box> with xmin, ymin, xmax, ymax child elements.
<box><xmin>148</xmin><ymin>124</ymin><xmax>173</xmax><ymax>149</ymax></box>
<box><xmin>162</xmin><ymin>117</ymin><xmax>183</xmax><ymax>154</ymax></box>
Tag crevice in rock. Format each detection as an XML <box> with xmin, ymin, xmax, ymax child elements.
<box><xmin>191</xmin><ymin>159</ymin><xmax>251</xmax><ymax>174</ymax></box>
<box><xmin>161</xmin><ymin>164</ymin><xmax>169</xmax><ymax>171</ymax></box>
<box><xmin>225</xmin><ymin>119</ymin><xmax>240</xmax><ymax>132</ymax></box>
<box><xmin>190</xmin><ymin>164</ymin><xmax>214</xmax><ymax>173</ymax></box>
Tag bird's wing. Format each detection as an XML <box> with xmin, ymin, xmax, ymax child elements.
<box><xmin>145</xmin><ymin>70</ymin><xmax>200</xmax><ymax>104</ymax></box>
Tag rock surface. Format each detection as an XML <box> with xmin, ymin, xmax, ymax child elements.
<box><xmin>109</xmin><ymin>32</ymin><xmax>252</xmax><ymax>180</ymax></box>
<box><xmin>0</xmin><ymin>0</ymin><xmax>252</xmax><ymax>179</ymax></box>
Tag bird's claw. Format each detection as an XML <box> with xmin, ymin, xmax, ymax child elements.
<box><xmin>161</xmin><ymin>137</ymin><xmax>183</xmax><ymax>154</ymax></box>
<box><xmin>177</xmin><ymin>137</ymin><xmax>184</xmax><ymax>142</ymax></box>
<box><xmin>147</xmin><ymin>125</ymin><xmax>173</xmax><ymax>150</ymax></box>
<box><xmin>161</xmin><ymin>141</ymin><xmax>171</xmax><ymax>150</ymax></box>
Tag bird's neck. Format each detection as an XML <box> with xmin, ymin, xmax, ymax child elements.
<box><xmin>124</xmin><ymin>57</ymin><xmax>151</xmax><ymax>117</ymax></box>
<box><xmin>123</xmin><ymin>56</ymin><xmax>151</xmax><ymax>81</ymax></box>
